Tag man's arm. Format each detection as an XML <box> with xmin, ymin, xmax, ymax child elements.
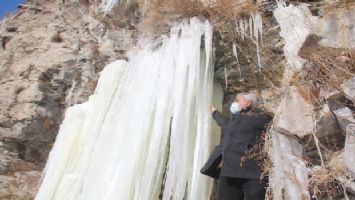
<box><xmin>211</xmin><ymin>110</ymin><xmax>229</xmax><ymax>128</ymax></box>
<box><xmin>257</xmin><ymin>112</ymin><xmax>273</xmax><ymax>131</ymax></box>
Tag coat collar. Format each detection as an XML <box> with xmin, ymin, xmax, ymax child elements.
<box><xmin>232</xmin><ymin>107</ymin><xmax>250</xmax><ymax>119</ymax></box>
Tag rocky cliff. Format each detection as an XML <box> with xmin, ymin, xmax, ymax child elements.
<box><xmin>0</xmin><ymin>0</ymin><xmax>135</xmax><ymax>198</ymax></box>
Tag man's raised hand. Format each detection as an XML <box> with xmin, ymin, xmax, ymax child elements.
<box><xmin>209</xmin><ymin>105</ymin><xmax>217</xmax><ymax>113</ymax></box>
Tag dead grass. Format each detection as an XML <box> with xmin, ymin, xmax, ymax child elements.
<box><xmin>137</xmin><ymin>0</ymin><xmax>258</xmax><ymax>34</ymax></box>
<box><xmin>50</xmin><ymin>32</ymin><xmax>63</xmax><ymax>43</ymax></box>
<box><xmin>241</xmin><ymin>121</ymin><xmax>273</xmax><ymax>181</ymax></box>
<box><xmin>308</xmin><ymin>166</ymin><xmax>354</xmax><ymax>199</ymax></box>
<box><xmin>321</xmin><ymin>0</ymin><xmax>355</xmax><ymax>14</ymax></box>
<box><xmin>292</xmin><ymin>35</ymin><xmax>355</xmax><ymax>104</ymax></box>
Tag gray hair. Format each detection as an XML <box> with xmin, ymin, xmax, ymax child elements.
<box><xmin>236</xmin><ymin>92</ymin><xmax>258</xmax><ymax>107</ymax></box>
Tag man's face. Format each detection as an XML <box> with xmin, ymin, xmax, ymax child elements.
<box><xmin>236</xmin><ymin>96</ymin><xmax>251</xmax><ymax>110</ymax></box>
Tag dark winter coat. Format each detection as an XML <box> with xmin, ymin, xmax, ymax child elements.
<box><xmin>201</xmin><ymin>107</ymin><xmax>272</xmax><ymax>179</ymax></box>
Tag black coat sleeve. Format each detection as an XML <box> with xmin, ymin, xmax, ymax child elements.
<box><xmin>212</xmin><ymin>110</ymin><xmax>228</xmax><ymax>128</ymax></box>
<box><xmin>257</xmin><ymin>113</ymin><xmax>273</xmax><ymax>131</ymax></box>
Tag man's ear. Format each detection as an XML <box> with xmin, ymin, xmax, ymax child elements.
<box><xmin>246</xmin><ymin>101</ymin><xmax>251</xmax><ymax>107</ymax></box>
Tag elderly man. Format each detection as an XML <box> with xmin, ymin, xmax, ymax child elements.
<box><xmin>202</xmin><ymin>92</ymin><xmax>272</xmax><ymax>200</ymax></box>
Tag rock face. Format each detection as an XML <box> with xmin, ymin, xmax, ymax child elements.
<box><xmin>267</xmin><ymin>3</ymin><xmax>355</xmax><ymax>200</ymax></box>
<box><xmin>0</xmin><ymin>0</ymin><xmax>135</xmax><ymax>198</ymax></box>
<box><xmin>270</xmin><ymin>130</ymin><xmax>309</xmax><ymax>200</ymax></box>
<box><xmin>341</xmin><ymin>77</ymin><xmax>355</xmax><ymax>104</ymax></box>
<box><xmin>273</xmin><ymin>86</ymin><xmax>315</xmax><ymax>138</ymax></box>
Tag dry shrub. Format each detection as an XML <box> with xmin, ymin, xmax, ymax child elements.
<box><xmin>321</xmin><ymin>0</ymin><xmax>355</xmax><ymax>14</ymax></box>
<box><xmin>50</xmin><ymin>32</ymin><xmax>63</xmax><ymax>43</ymax></box>
<box><xmin>297</xmin><ymin>35</ymin><xmax>355</xmax><ymax>100</ymax></box>
<box><xmin>231</xmin><ymin>35</ymin><xmax>285</xmax><ymax>89</ymax></box>
<box><xmin>308</xmin><ymin>166</ymin><xmax>354</xmax><ymax>199</ymax></box>
<box><xmin>138</xmin><ymin>0</ymin><xmax>258</xmax><ymax>34</ymax></box>
<box><xmin>290</xmin><ymin>71</ymin><xmax>320</xmax><ymax>105</ymax></box>
<box><xmin>241</xmin><ymin>121</ymin><xmax>273</xmax><ymax>181</ymax></box>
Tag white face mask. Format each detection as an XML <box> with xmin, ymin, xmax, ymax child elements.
<box><xmin>230</xmin><ymin>102</ymin><xmax>241</xmax><ymax>114</ymax></box>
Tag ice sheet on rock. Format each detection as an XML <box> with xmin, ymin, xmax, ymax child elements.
<box><xmin>99</xmin><ymin>0</ymin><xmax>122</xmax><ymax>13</ymax></box>
<box><xmin>316</xmin><ymin>10</ymin><xmax>355</xmax><ymax>48</ymax></box>
<box><xmin>35</xmin><ymin>17</ymin><xmax>221</xmax><ymax>200</ymax></box>
<box><xmin>270</xmin><ymin>130</ymin><xmax>310</xmax><ymax>200</ymax></box>
<box><xmin>269</xmin><ymin>3</ymin><xmax>319</xmax><ymax>200</ymax></box>
<box><xmin>35</xmin><ymin>60</ymin><xmax>129</xmax><ymax>200</ymax></box>
<box><xmin>274</xmin><ymin>3</ymin><xmax>318</xmax><ymax>83</ymax></box>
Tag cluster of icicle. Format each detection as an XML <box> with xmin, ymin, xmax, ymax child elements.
<box><xmin>35</xmin><ymin>17</ymin><xmax>223</xmax><ymax>200</ymax></box>
<box><xmin>234</xmin><ymin>12</ymin><xmax>263</xmax><ymax>69</ymax></box>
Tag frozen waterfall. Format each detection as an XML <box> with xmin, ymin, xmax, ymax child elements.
<box><xmin>35</xmin><ymin>17</ymin><xmax>223</xmax><ymax>200</ymax></box>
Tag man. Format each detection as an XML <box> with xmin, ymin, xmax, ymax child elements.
<box><xmin>204</xmin><ymin>92</ymin><xmax>272</xmax><ymax>200</ymax></box>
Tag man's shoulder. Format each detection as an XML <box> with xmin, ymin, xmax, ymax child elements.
<box><xmin>247</xmin><ymin>107</ymin><xmax>266</xmax><ymax>114</ymax></box>
<box><xmin>248</xmin><ymin>107</ymin><xmax>273</xmax><ymax>120</ymax></box>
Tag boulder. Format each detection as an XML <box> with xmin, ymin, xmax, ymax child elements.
<box><xmin>260</xmin><ymin>88</ymin><xmax>282</xmax><ymax>113</ymax></box>
<box><xmin>269</xmin><ymin>130</ymin><xmax>310</xmax><ymax>200</ymax></box>
<box><xmin>315</xmin><ymin>104</ymin><xmax>341</xmax><ymax>139</ymax></box>
<box><xmin>0</xmin><ymin>171</ymin><xmax>41</xmax><ymax>200</ymax></box>
<box><xmin>273</xmin><ymin>86</ymin><xmax>315</xmax><ymax>138</ymax></box>
<box><xmin>325</xmin><ymin>91</ymin><xmax>355</xmax><ymax>135</ymax></box>
<box><xmin>341</xmin><ymin>77</ymin><xmax>355</xmax><ymax>104</ymax></box>
<box><xmin>332</xmin><ymin>107</ymin><xmax>355</xmax><ymax>135</ymax></box>
<box><xmin>344</xmin><ymin>124</ymin><xmax>355</xmax><ymax>175</ymax></box>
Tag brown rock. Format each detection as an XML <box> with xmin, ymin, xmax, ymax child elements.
<box><xmin>273</xmin><ymin>86</ymin><xmax>315</xmax><ymax>138</ymax></box>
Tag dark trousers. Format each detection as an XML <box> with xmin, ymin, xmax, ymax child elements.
<box><xmin>217</xmin><ymin>176</ymin><xmax>266</xmax><ymax>200</ymax></box>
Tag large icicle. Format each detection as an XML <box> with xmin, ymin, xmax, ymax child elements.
<box><xmin>252</xmin><ymin>12</ymin><xmax>263</xmax><ymax>69</ymax></box>
<box><xmin>35</xmin><ymin>17</ymin><xmax>222</xmax><ymax>200</ymax></box>
<box><xmin>253</xmin><ymin>12</ymin><xmax>263</xmax><ymax>69</ymax></box>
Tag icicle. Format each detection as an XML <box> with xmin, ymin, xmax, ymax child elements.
<box><xmin>224</xmin><ymin>67</ymin><xmax>229</xmax><ymax>89</ymax></box>
<box><xmin>256</xmin><ymin>42</ymin><xmax>262</xmax><ymax>70</ymax></box>
<box><xmin>239</xmin><ymin>20</ymin><xmax>245</xmax><ymax>40</ymax></box>
<box><xmin>65</xmin><ymin>79</ymin><xmax>76</xmax><ymax>107</ymax></box>
<box><xmin>99</xmin><ymin>0</ymin><xmax>126</xmax><ymax>13</ymax></box>
<box><xmin>244</xmin><ymin>20</ymin><xmax>248</xmax><ymax>38</ymax></box>
<box><xmin>235</xmin><ymin>22</ymin><xmax>240</xmax><ymax>36</ymax></box>
<box><xmin>232</xmin><ymin>43</ymin><xmax>242</xmax><ymax>79</ymax></box>
<box><xmin>254</xmin><ymin>12</ymin><xmax>263</xmax><ymax>45</ymax></box>
<box><xmin>252</xmin><ymin>12</ymin><xmax>263</xmax><ymax>69</ymax></box>
<box><xmin>35</xmin><ymin>17</ymin><xmax>222</xmax><ymax>200</ymax></box>
<box><xmin>249</xmin><ymin>16</ymin><xmax>253</xmax><ymax>38</ymax></box>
